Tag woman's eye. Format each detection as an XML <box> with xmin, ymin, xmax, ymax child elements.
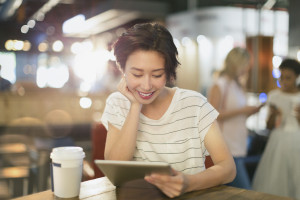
<box><xmin>133</xmin><ymin>74</ymin><xmax>142</xmax><ymax>78</ymax></box>
<box><xmin>153</xmin><ymin>74</ymin><xmax>163</xmax><ymax>78</ymax></box>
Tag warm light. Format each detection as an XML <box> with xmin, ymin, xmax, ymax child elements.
<box><xmin>181</xmin><ymin>37</ymin><xmax>192</xmax><ymax>47</ymax></box>
<box><xmin>14</xmin><ymin>40</ymin><xmax>24</xmax><ymax>51</ymax></box>
<box><xmin>272</xmin><ymin>56</ymin><xmax>282</xmax><ymax>68</ymax></box>
<box><xmin>47</xmin><ymin>67</ymin><xmax>69</xmax><ymax>88</ymax></box>
<box><xmin>217</xmin><ymin>36</ymin><xmax>234</xmax><ymax>55</ymax></box>
<box><xmin>36</xmin><ymin>13</ymin><xmax>45</xmax><ymax>21</ymax></box>
<box><xmin>197</xmin><ymin>35</ymin><xmax>213</xmax><ymax>57</ymax></box>
<box><xmin>63</xmin><ymin>14</ymin><xmax>86</xmax><ymax>34</ymax></box>
<box><xmin>23</xmin><ymin>41</ymin><xmax>31</xmax><ymax>51</ymax></box>
<box><xmin>70</xmin><ymin>41</ymin><xmax>93</xmax><ymax>54</ymax></box>
<box><xmin>21</xmin><ymin>25</ymin><xmax>29</xmax><ymax>34</ymax></box>
<box><xmin>173</xmin><ymin>38</ymin><xmax>180</xmax><ymax>48</ymax></box>
<box><xmin>81</xmin><ymin>40</ymin><xmax>93</xmax><ymax>52</ymax></box>
<box><xmin>27</xmin><ymin>20</ymin><xmax>36</xmax><ymax>28</ymax></box>
<box><xmin>38</xmin><ymin>42</ymin><xmax>49</xmax><ymax>52</ymax></box>
<box><xmin>79</xmin><ymin>97</ymin><xmax>92</xmax><ymax>109</ymax></box>
<box><xmin>5</xmin><ymin>40</ymin><xmax>14</xmax><ymax>50</ymax></box>
<box><xmin>0</xmin><ymin>52</ymin><xmax>16</xmax><ymax>83</ymax></box>
<box><xmin>36</xmin><ymin>66</ymin><xmax>48</xmax><ymax>88</ymax></box>
<box><xmin>36</xmin><ymin>56</ymin><xmax>69</xmax><ymax>89</ymax></box>
<box><xmin>80</xmin><ymin>82</ymin><xmax>92</xmax><ymax>93</ymax></box>
<box><xmin>70</xmin><ymin>42</ymin><xmax>81</xmax><ymax>54</ymax></box>
<box><xmin>52</xmin><ymin>40</ymin><xmax>64</xmax><ymax>52</ymax></box>
<box><xmin>216</xmin><ymin>35</ymin><xmax>234</xmax><ymax>68</ymax></box>
<box><xmin>73</xmin><ymin>50</ymin><xmax>109</xmax><ymax>85</ymax></box>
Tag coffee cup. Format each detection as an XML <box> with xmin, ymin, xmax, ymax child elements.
<box><xmin>50</xmin><ymin>146</ymin><xmax>85</xmax><ymax>198</ymax></box>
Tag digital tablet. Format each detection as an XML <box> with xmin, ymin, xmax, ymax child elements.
<box><xmin>94</xmin><ymin>160</ymin><xmax>172</xmax><ymax>186</ymax></box>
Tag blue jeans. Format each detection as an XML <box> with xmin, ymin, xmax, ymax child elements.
<box><xmin>227</xmin><ymin>157</ymin><xmax>251</xmax><ymax>190</ymax></box>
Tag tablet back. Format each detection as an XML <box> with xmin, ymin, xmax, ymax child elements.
<box><xmin>94</xmin><ymin>160</ymin><xmax>172</xmax><ymax>186</ymax></box>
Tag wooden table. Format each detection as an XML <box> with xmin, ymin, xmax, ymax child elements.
<box><xmin>12</xmin><ymin>181</ymin><xmax>294</xmax><ymax>200</ymax></box>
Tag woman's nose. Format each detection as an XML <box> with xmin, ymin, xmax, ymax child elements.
<box><xmin>141</xmin><ymin>76</ymin><xmax>152</xmax><ymax>91</ymax></box>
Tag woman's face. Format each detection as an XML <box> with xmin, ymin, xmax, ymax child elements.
<box><xmin>279</xmin><ymin>68</ymin><xmax>298</xmax><ymax>92</ymax></box>
<box><xmin>123</xmin><ymin>50</ymin><xmax>167</xmax><ymax>104</ymax></box>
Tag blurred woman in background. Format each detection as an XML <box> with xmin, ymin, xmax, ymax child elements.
<box><xmin>208</xmin><ymin>47</ymin><xmax>263</xmax><ymax>189</ymax></box>
<box><xmin>252</xmin><ymin>58</ymin><xmax>300</xmax><ymax>199</ymax></box>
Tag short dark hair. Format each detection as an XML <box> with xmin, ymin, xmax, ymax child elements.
<box><xmin>279</xmin><ymin>58</ymin><xmax>300</xmax><ymax>76</ymax></box>
<box><xmin>112</xmin><ymin>23</ymin><xmax>180</xmax><ymax>83</ymax></box>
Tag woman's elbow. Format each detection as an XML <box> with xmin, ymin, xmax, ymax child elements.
<box><xmin>224</xmin><ymin>160</ymin><xmax>237</xmax><ymax>184</ymax></box>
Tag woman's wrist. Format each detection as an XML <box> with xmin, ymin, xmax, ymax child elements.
<box><xmin>130</xmin><ymin>102</ymin><xmax>142</xmax><ymax>112</ymax></box>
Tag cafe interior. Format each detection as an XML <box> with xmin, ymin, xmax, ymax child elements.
<box><xmin>0</xmin><ymin>0</ymin><xmax>299</xmax><ymax>199</ymax></box>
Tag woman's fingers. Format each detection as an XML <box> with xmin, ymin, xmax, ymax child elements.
<box><xmin>145</xmin><ymin>172</ymin><xmax>187</xmax><ymax>198</ymax></box>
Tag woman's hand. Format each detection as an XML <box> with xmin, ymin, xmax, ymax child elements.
<box><xmin>117</xmin><ymin>76</ymin><xmax>139</xmax><ymax>104</ymax></box>
<box><xmin>144</xmin><ymin>169</ymin><xmax>189</xmax><ymax>198</ymax></box>
<box><xmin>243</xmin><ymin>105</ymin><xmax>263</xmax><ymax>116</ymax></box>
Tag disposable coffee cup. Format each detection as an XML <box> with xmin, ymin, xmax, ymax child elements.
<box><xmin>50</xmin><ymin>146</ymin><xmax>85</xmax><ymax>198</ymax></box>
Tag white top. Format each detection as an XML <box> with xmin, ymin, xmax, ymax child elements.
<box><xmin>101</xmin><ymin>87</ymin><xmax>219</xmax><ymax>174</ymax></box>
<box><xmin>267</xmin><ymin>89</ymin><xmax>300</xmax><ymax>132</ymax></box>
<box><xmin>215</xmin><ymin>77</ymin><xmax>248</xmax><ymax>157</ymax></box>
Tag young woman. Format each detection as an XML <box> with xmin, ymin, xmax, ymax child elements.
<box><xmin>207</xmin><ymin>47</ymin><xmax>263</xmax><ymax>189</ymax></box>
<box><xmin>252</xmin><ymin>58</ymin><xmax>300</xmax><ymax>199</ymax></box>
<box><xmin>101</xmin><ymin>22</ymin><xmax>235</xmax><ymax>198</ymax></box>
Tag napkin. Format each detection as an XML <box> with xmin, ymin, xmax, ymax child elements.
<box><xmin>79</xmin><ymin>177</ymin><xmax>116</xmax><ymax>199</ymax></box>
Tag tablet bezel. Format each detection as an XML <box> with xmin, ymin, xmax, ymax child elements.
<box><xmin>94</xmin><ymin>160</ymin><xmax>172</xmax><ymax>186</ymax></box>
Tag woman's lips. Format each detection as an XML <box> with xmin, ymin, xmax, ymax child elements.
<box><xmin>137</xmin><ymin>91</ymin><xmax>155</xmax><ymax>100</ymax></box>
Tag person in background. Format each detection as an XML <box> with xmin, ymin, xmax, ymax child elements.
<box><xmin>207</xmin><ymin>47</ymin><xmax>263</xmax><ymax>189</ymax></box>
<box><xmin>0</xmin><ymin>64</ymin><xmax>12</xmax><ymax>91</ymax></box>
<box><xmin>252</xmin><ymin>58</ymin><xmax>300</xmax><ymax>199</ymax></box>
<box><xmin>101</xmin><ymin>22</ymin><xmax>236</xmax><ymax>198</ymax></box>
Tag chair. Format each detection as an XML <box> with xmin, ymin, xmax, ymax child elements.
<box><xmin>0</xmin><ymin>117</ymin><xmax>50</xmax><ymax>197</ymax></box>
<box><xmin>205</xmin><ymin>156</ymin><xmax>214</xmax><ymax>169</ymax></box>
<box><xmin>90</xmin><ymin>123</ymin><xmax>107</xmax><ymax>179</ymax></box>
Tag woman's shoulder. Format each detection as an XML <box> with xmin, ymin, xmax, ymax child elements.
<box><xmin>175</xmin><ymin>87</ymin><xmax>207</xmax><ymax>102</ymax></box>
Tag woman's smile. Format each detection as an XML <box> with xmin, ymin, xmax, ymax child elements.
<box><xmin>137</xmin><ymin>91</ymin><xmax>155</xmax><ymax>99</ymax></box>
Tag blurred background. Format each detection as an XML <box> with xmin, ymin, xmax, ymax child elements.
<box><xmin>0</xmin><ymin>0</ymin><xmax>299</xmax><ymax>198</ymax></box>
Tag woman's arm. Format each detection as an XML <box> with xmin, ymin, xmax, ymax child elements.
<box><xmin>104</xmin><ymin>77</ymin><xmax>141</xmax><ymax>161</ymax></box>
<box><xmin>208</xmin><ymin>84</ymin><xmax>262</xmax><ymax>121</ymax></box>
<box><xmin>144</xmin><ymin>121</ymin><xmax>236</xmax><ymax>198</ymax></box>
<box><xmin>185</xmin><ymin>121</ymin><xmax>236</xmax><ymax>191</ymax></box>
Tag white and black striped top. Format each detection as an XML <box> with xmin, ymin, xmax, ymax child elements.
<box><xmin>101</xmin><ymin>87</ymin><xmax>219</xmax><ymax>174</ymax></box>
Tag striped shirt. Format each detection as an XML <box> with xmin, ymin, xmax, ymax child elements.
<box><xmin>101</xmin><ymin>87</ymin><xmax>219</xmax><ymax>174</ymax></box>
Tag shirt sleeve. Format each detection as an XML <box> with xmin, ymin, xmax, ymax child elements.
<box><xmin>198</xmin><ymin>99</ymin><xmax>219</xmax><ymax>156</ymax></box>
<box><xmin>101</xmin><ymin>93</ymin><xmax>127</xmax><ymax>131</ymax></box>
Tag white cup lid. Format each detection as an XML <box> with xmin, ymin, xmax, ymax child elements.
<box><xmin>50</xmin><ymin>146</ymin><xmax>85</xmax><ymax>160</ymax></box>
